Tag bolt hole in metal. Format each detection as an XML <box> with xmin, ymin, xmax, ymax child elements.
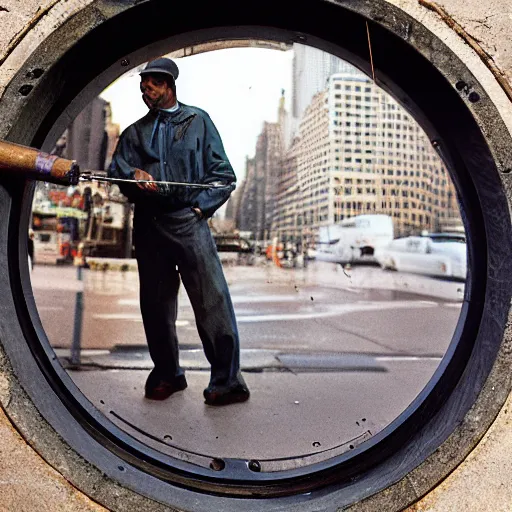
<box><xmin>455</xmin><ymin>80</ymin><xmax>467</xmax><ymax>91</ymax></box>
<box><xmin>29</xmin><ymin>38</ymin><xmax>467</xmax><ymax>485</ymax></box>
<box><xmin>25</xmin><ymin>68</ymin><xmax>44</xmax><ymax>79</ymax></box>
<box><xmin>210</xmin><ymin>458</ymin><xmax>226</xmax><ymax>471</ymax></box>
<box><xmin>8</xmin><ymin>0</ymin><xmax>503</xmax><ymax>504</ymax></box>
<box><xmin>468</xmin><ymin>92</ymin><xmax>480</xmax><ymax>103</ymax></box>
<box><xmin>248</xmin><ymin>460</ymin><xmax>262</xmax><ymax>472</ymax></box>
<box><xmin>18</xmin><ymin>84</ymin><xmax>33</xmax><ymax>96</ymax></box>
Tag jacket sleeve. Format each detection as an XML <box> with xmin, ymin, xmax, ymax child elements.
<box><xmin>192</xmin><ymin>113</ymin><xmax>236</xmax><ymax>218</ymax></box>
<box><xmin>108</xmin><ymin>127</ymin><xmax>144</xmax><ymax>202</ymax></box>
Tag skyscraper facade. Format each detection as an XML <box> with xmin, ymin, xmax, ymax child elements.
<box><xmin>291</xmin><ymin>44</ymin><xmax>360</xmax><ymax>135</ymax></box>
<box><xmin>272</xmin><ymin>136</ymin><xmax>301</xmax><ymax>241</ymax></box>
<box><xmin>328</xmin><ymin>72</ymin><xmax>460</xmax><ymax>234</ymax></box>
<box><xmin>271</xmin><ymin>71</ymin><xmax>461</xmax><ymax>240</ymax></box>
<box><xmin>235</xmin><ymin>97</ymin><xmax>287</xmax><ymax>241</ymax></box>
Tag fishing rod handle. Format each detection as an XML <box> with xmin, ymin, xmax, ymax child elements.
<box><xmin>0</xmin><ymin>139</ymin><xmax>79</xmax><ymax>186</ymax></box>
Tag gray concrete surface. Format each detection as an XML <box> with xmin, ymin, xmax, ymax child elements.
<box><xmin>0</xmin><ymin>409</ymin><xmax>106</xmax><ymax>512</ymax></box>
<box><xmin>1</xmin><ymin>1</ymin><xmax>512</xmax><ymax>511</ymax></box>
<box><xmin>69</xmin><ymin>361</ymin><xmax>439</xmax><ymax>463</ymax></box>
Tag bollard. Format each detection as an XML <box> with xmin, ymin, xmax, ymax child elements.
<box><xmin>70</xmin><ymin>265</ymin><xmax>83</xmax><ymax>365</ymax></box>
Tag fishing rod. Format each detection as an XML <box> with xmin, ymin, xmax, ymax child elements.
<box><xmin>79</xmin><ymin>172</ymin><xmax>230</xmax><ymax>189</ymax></box>
<box><xmin>0</xmin><ymin>140</ymin><xmax>232</xmax><ymax>190</ymax></box>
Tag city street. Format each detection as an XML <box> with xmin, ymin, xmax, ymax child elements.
<box><xmin>29</xmin><ymin>258</ymin><xmax>464</xmax><ymax>467</ymax></box>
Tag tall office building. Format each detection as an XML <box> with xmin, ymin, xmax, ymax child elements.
<box><xmin>272</xmin><ymin>71</ymin><xmax>461</xmax><ymax>239</ymax></box>
<box><xmin>272</xmin><ymin>136</ymin><xmax>301</xmax><ymax>241</ymax></box>
<box><xmin>291</xmin><ymin>44</ymin><xmax>359</xmax><ymax>137</ymax></box>
<box><xmin>65</xmin><ymin>97</ymin><xmax>111</xmax><ymax>171</ymax></box>
<box><xmin>236</xmin><ymin>96</ymin><xmax>287</xmax><ymax>240</ymax></box>
<box><xmin>236</xmin><ymin>157</ymin><xmax>260</xmax><ymax>236</ymax></box>
<box><xmin>327</xmin><ymin>72</ymin><xmax>460</xmax><ymax>234</ymax></box>
<box><xmin>52</xmin><ymin>97</ymin><xmax>120</xmax><ymax>172</ymax></box>
<box><xmin>103</xmin><ymin>103</ymin><xmax>120</xmax><ymax>170</ymax></box>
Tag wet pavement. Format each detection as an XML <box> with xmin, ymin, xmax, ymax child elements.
<box><xmin>29</xmin><ymin>258</ymin><xmax>463</xmax><ymax>470</ymax></box>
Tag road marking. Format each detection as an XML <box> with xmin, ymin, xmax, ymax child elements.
<box><xmin>338</xmin><ymin>287</ymin><xmax>363</xmax><ymax>294</ymax></box>
<box><xmin>236</xmin><ymin>300</ymin><xmax>438</xmax><ymax>323</ymax></box>
<box><xmin>375</xmin><ymin>356</ymin><xmax>442</xmax><ymax>362</ymax></box>
<box><xmin>234</xmin><ymin>295</ymin><xmax>327</xmax><ymax>303</ymax></box>
<box><xmin>37</xmin><ymin>306</ymin><xmax>64</xmax><ymax>311</ymax></box>
<box><xmin>53</xmin><ymin>349</ymin><xmax>110</xmax><ymax>357</ymax></box>
<box><xmin>118</xmin><ymin>294</ymin><xmax>326</xmax><ymax>307</ymax></box>
<box><xmin>117</xmin><ymin>299</ymin><xmax>140</xmax><ymax>306</ymax></box>
<box><xmin>92</xmin><ymin>313</ymin><xmax>189</xmax><ymax>326</ymax></box>
<box><xmin>105</xmin><ymin>300</ymin><xmax>437</xmax><ymax>323</ymax></box>
<box><xmin>93</xmin><ymin>313</ymin><xmax>143</xmax><ymax>320</ymax></box>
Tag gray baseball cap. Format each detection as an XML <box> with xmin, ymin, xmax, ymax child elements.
<box><xmin>139</xmin><ymin>57</ymin><xmax>179</xmax><ymax>81</ymax></box>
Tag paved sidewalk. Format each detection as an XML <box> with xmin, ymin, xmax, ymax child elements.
<box><xmin>67</xmin><ymin>358</ymin><xmax>439</xmax><ymax>464</ymax></box>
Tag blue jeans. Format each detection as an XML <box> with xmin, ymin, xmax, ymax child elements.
<box><xmin>133</xmin><ymin>207</ymin><xmax>245</xmax><ymax>391</ymax></box>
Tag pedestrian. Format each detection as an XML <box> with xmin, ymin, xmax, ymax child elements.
<box><xmin>27</xmin><ymin>228</ymin><xmax>35</xmax><ymax>271</ymax></box>
<box><xmin>108</xmin><ymin>57</ymin><xmax>250</xmax><ymax>406</ymax></box>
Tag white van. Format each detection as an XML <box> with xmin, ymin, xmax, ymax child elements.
<box><xmin>316</xmin><ymin>214</ymin><xmax>394</xmax><ymax>264</ymax></box>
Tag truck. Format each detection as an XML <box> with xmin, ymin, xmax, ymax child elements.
<box><xmin>316</xmin><ymin>214</ymin><xmax>394</xmax><ymax>265</ymax></box>
<box><xmin>32</xmin><ymin>208</ymin><xmax>86</xmax><ymax>265</ymax></box>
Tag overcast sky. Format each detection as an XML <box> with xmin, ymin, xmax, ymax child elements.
<box><xmin>99</xmin><ymin>47</ymin><xmax>294</xmax><ymax>182</ymax></box>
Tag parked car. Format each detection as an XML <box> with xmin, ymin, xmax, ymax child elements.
<box><xmin>375</xmin><ymin>232</ymin><xmax>467</xmax><ymax>280</ymax></box>
<box><xmin>214</xmin><ymin>235</ymin><xmax>255</xmax><ymax>265</ymax></box>
<box><xmin>213</xmin><ymin>235</ymin><xmax>253</xmax><ymax>253</ymax></box>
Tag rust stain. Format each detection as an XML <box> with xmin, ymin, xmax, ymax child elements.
<box><xmin>418</xmin><ymin>0</ymin><xmax>512</xmax><ymax>104</ymax></box>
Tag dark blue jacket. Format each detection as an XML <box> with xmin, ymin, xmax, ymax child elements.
<box><xmin>108</xmin><ymin>103</ymin><xmax>236</xmax><ymax>218</ymax></box>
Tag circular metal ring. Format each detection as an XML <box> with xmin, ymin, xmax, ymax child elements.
<box><xmin>0</xmin><ymin>0</ymin><xmax>511</xmax><ymax>510</ymax></box>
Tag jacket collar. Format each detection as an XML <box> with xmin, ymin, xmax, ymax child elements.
<box><xmin>147</xmin><ymin>103</ymin><xmax>196</xmax><ymax>125</ymax></box>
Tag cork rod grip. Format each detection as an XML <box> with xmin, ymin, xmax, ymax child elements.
<box><xmin>0</xmin><ymin>140</ymin><xmax>79</xmax><ymax>186</ymax></box>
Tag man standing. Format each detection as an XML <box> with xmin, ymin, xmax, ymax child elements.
<box><xmin>108</xmin><ymin>57</ymin><xmax>250</xmax><ymax>406</ymax></box>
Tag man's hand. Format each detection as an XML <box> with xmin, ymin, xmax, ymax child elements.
<box><xmin>192</xmin><ymin>207</ymin><xmax>204</xmax><ymax>219</ymax></box>
<box><xmin>134</xmin><ymin>168</ymin><xmax>158</xmax><ymax>192</ymax></box>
